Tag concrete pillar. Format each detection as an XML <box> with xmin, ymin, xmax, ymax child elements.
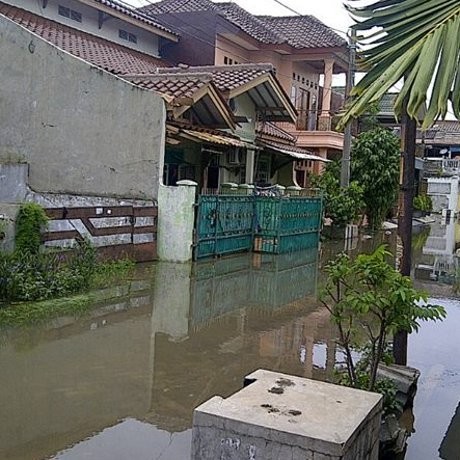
<box><xmin>192</xmin><ymin>369</ymin><xmax>383</xmax><ymax>460</ymax></box>
<box><xmin>245</xmin><ymin>148</ymin><xmax>256</xmax><ymax>184</ymax></box>
<box><xmin>321</xmin><ymin>59</ymin><xmax>334</xmax><ymax>116</ymax></box>
<box><xmin>157</xmin><ymin>180</ymin><xmax>197</xmax><ymax>262</ymax></box>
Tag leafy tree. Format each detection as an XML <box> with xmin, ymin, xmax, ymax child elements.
<box><xmin>351</xmin><ymin>128</ymin><xmax>400</xmax><ymax>230</ymax></box>
<box><xmin>311</xmin><ymin>161</ymin><xmax>364</xmax><ymax>227</ymax></box>
<box><xmin>321</xmin><ymin>246</ymin><xmax>446</xmax><ymax>391</ymax></box>
<box><xmin>339</xmin><ymin>0</ymin><xmax>460</xmax><ymax>129</ymax></box>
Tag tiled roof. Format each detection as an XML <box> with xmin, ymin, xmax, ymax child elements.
<box><xmin>141</xmin><ymin>0</ymin><xmax>344</xmax><ymax>49</ymax></box>
<box><xmin>216</xmin><ymin>2</ymin><xmax>283</xmax><ymax>45</ymax></box>
<box><xmin>139</xmin><ymin>0</ymin><xmax>218</xmax><ymax>14</ymax></box>
<box><xmin>0</xmin><ymin>3</ymin><xmax>168</xmax><ymax>75</ymax></box>
<box><xmin>256</xmin><ymin>15</ymin><xmax>346</xmax><ymax>49</ymax></box>
<box><xmin>127</xmin><ymin>73</ymin><xmax>211</xmax><ymax>98</ymax></box>
<box><xmin>256</xmin><ymin>122</ymin><xmax>295</xmax><ymax>143</ymax></box>
<box><xmin>153</xmin><ymin>63</ymin><xmax>275</xmax><ymax>92</ymax></box>
<box><xmin>93</xmin><ymin>0</ymin><xmax>178</xmax><ymax>37</ymax></box>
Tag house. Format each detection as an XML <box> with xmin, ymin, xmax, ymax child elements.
<box><xmin>125</xmin><ymin>63</ymin><xmax>326</xmax><ymax>192</ymax></box>
<box><xmin>3</xmin><ymin>0</ymin><xmax>178</xmax><ymax>61</ymax></box>
<box><xmin>140</xmin><ymin>0</ymin><xmax>349</xmax><ymax>185</ymax></box>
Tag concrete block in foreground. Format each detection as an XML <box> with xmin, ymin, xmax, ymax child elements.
<box><xmin>191</xmin><ymin>369</ymin><xmax>382</xmax><ymax>460</ymax></box>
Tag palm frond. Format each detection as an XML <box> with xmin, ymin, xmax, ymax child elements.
<box><xmin>339</xmin><ymin>0</ymin><xmax>460</xmax><ymax>130</ymax></box>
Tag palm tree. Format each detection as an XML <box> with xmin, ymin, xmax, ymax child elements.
<box><xmin>339</xmin><ymin>0</ymin><xmax>460</xmax><ymax>129</ymax></box>
<box><xmin>339</xmin><ymin>0</ymin><xmax>460</xmax><ymax>365</ymax></box>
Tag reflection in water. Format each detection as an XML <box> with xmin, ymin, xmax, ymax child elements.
<box><xmin>414</xmin><ymin>217</ymin><xmax>460</xmax><ymax>287</ymax></box>
<box><xmin>1</xmin><ymin>231</ymin><xmax>459</xmax><ymax>460</ymax></box>
<box><xmin>439</xmin><ymin>403</ymin><xmax>460</xmax><ymax>460</ymax></box>
<box><xmin>406</xmin><ymin>298</ymin><xmax>460</xmax><ymax>460</ymax></box>
<box><xmin>0</xmin><ymin>244</ymin><xmax>338</xmax><ymax>460</ymax></box>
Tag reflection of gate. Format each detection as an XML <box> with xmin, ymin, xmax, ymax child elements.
<box><xmin>43</xmin><ymin>205</ymin><xmax>157</xmax><ymax>262</ymax></box>
<box><xmin>194</xmin><ymin>195</ymin><xmax>322</xmax><ymax>259</ymax></box>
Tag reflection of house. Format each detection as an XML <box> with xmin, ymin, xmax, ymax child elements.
<box><xmin>415</xmin><ymin>219</ymin><xmax>460</xmax><ymax>283</ymax></box>
<box><xmin>141</xmin><ymin>0</ymin><xmax>349</xmax><ymax>184</ymax></box>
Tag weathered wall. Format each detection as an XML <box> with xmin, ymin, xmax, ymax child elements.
<box><xmin>157</xmin><ymin>181</ymin><xmax>197</xmax><ymax>262</ymax></box>
<box><xmin>0</xmin><ymin>15</ymin><xmax>166</xmax><ymax>200</ymax></box>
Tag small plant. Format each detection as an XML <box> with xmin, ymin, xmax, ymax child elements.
<box><xmin>321</xmin><ymin>246</ymin><xmax>446</xmax><ymax>395</ymax></box>
<box><xmin>15</xmin><ymin>203</ymin><xmax>48</xmax><ymax>254</ymax></box>
<box><xmin>413</xmin><ymin>194</ymin><xmax>433</xmax><ymax>212</ymax></box>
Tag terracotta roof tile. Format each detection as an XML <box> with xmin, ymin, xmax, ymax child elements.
<box><xmin>94</xmin><ymin>0</ymin><xmax>178</xmax><ymax>36</ymax></box>
<box><xmin>154</xmin><ymin>63</ymin><xmax>274</xmax><ymax>92</ymax></box>
<box><xmin>141</xmin><ymin>0</ymin><xmax>346</xmax><ymax>49</ymax></box>
<box><xmin>256</xmin><ymin>122</ymin><xmax>295</xmax><ymax>143</ymax></box>
<box><xmin>216</xmin><ymin>2</ymin><xmax>283</xmax><ymax>45</ymax></box>
<box><xmin>0</xmin><ymin>2</ymin><xmax>168</xmax><ymax>75</ymax></box>
<box><xmin>127</xmin><ymin>73</ymin><xmax>211</xmax><ymax>98</ymax></box>
<box><xmin>140</xmin><ymin>0</ymin><xmax>218</xmax><ymax>14</ymax></box>
<box><xmin>257</xmin><ymin>15</ymin><xmax>347</xmax><ymax>49</ymax></box>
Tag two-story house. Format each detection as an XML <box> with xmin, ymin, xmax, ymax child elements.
<box><xmin>140</xmin><ymin>0</ymin><xmax>349</xmax><ymax>186</ymax></box>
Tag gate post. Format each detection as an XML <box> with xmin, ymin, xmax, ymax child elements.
<box><xmin>157</xmin><ymin>180</ymin><xmax>197</xmax><ymax>262</ymax></box>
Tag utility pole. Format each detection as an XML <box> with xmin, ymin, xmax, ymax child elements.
<box><xmin>393</xmin><ymin>101</ymin><xmax>417</xmax><ymax>365</ymax></box>
<box><xmin>340</xmin><ymin>29</ymin><xmax>356</xmax><ymax>187</ymax></box>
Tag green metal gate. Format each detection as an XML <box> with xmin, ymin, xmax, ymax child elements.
<box><xmin>194</xmin><ymin>194</ymin><xmax>322</xmax><ymax>259</ymax></box>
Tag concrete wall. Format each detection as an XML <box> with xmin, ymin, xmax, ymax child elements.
<box><xmin>0</xmin><ymin>15</ymin><xmax>166</xmax><ymax>200</ymax></box>
<box><xmin>8</xmin><ymin>0</ymin><xmax>161</xmax><ymax>57</ymax></box>
<box><xmin>157</xmin><ymin>181</ymin><xmax>197</xmax><ymax>262</ymax></box>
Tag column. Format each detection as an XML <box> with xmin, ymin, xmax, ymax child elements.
<box><xmin>320</xmin><ymin>59</ymin><xmax>334</xmax><ymax>131</ymax></box>
<box><xmin>245</xmin><ymin>148</ymin><xmax>255</xmax><ymax>184</ymax></box>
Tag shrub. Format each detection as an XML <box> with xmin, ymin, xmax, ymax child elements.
<box><xmin>15</xmin><ymin>202</ymin><xmax>48</xmax><ymax>254</ymax></box>
<box><xmin>413</xmin><ymin>194</ymin><xmax>433</xmax><ymax>212</ymax></box>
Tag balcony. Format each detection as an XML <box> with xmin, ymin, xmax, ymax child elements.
<box><xmin>277</xmin><ymin>110</ymin><xmax>345</xmax><ymax>152</ymax></box>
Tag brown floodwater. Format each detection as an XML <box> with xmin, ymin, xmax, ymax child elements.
<box><xmin>0</xmin><ymin>224</ymin><xmax>459</xmax><ymax>460</ymax></box>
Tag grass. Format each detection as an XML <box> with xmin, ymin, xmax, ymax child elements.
<box><xmin>0</xmin><ymin>257</ymin><xmax>136</xmax><ymax>328</ymax></box>
<box><xmin>0</xmin><ymin>294</ymin><xmax>94</xmax><ymax>328</ymax></box>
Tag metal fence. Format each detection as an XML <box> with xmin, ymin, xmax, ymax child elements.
<box><xmin>194</xmin><ymin>194</ymin><xmax>322</xmax><ymax>259</ymax></box>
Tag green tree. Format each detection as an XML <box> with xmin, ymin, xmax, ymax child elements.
<box><xmin>311</xmin><ymin>161</ymin><xmax>364</xmax><ymax>227</ymax></box>
<box><xmin>339</xmin><ymin>0</ymin><xmax>460</xmax><ymax>129</ymax></box>
<box><xmin>351</xmin><ymin>128</ymin><xmax>400</xmax><ymax>230</ymax></box>
<box><xmin>321</xmin><ymin>246</ymin><xmax>446</xmax><ymax>391</ymax></box>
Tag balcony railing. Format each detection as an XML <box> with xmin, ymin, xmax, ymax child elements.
<box><xmin>279</xmin><ymin>110</ymin><xmax>339</xmax><ymax>132</ymax></box>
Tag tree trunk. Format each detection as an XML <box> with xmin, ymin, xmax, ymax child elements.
<box><xmin>394</xmin><ymin>108</ymin><xmax>416</xmax><ymax>365</ymax></box>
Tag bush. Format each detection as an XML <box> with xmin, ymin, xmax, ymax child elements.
<box><xmin>15</xmin><ymin>202</ymin><xmax>48</xmax><ymax>254</ymax></box>
<box><xmin>0</xmin><ymin>239</ymin><xmax>133</xmax><ymax>305</ymax></box>
<box><xmin>311</xmin><ymin>161</ymin><xmax>364</xmax><ymax>227</ymax></box>
<box><xmin>413</xmin><ymin>194</ymin><xmax>433</xmax><ymax>212</ymax></box>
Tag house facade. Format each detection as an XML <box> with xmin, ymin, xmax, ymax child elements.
<box><xmin>141</xmin><ymin>0</ymin><xmax>349</xmax><ymax>186</ymax></box>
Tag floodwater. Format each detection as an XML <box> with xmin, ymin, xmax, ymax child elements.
<box><xmin>0</xmin><ymin>221</ymin><xmax>459</xmax><ymax>460</ymax></box>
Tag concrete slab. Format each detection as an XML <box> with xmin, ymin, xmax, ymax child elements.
<box><xmin>192</xmin><ymin>369</ymin><xmax>383</xmax><ymax>460</ymax></box>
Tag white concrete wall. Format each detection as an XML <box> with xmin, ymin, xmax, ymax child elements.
<box><xmin>157</xmin><ymin>182</ymin><xmax>197</xmax><ymax>262</ymax></box>
<box><xmin>0</xmin><ymin>15</ymin><xmax>166</xmax><ymax>200</ymax></box>
<box><xmin>8</xmin><ymin>0</ymin><xmax>161</xmax><ymax>57</ymax></box>
<box><xmin>427</xmin><ymin>177</ymin><xmax>459</xmax><ymax>212</ymax></box>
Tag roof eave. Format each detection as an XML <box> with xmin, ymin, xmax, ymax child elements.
<box><xmin>78</xmin><ymin>0</ymin><xmax>179</xmax><ymax>42</ymax></box>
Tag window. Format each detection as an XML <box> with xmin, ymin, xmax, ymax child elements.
<box><xmin>58</xmin><ymin>5</ymin><xmax>82</xmax><ymax>22</ymax></box>
<box><xmin>119</xmin><ymin>29</ymin><xmax>137</xmax><ymax>44</ymax></box>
